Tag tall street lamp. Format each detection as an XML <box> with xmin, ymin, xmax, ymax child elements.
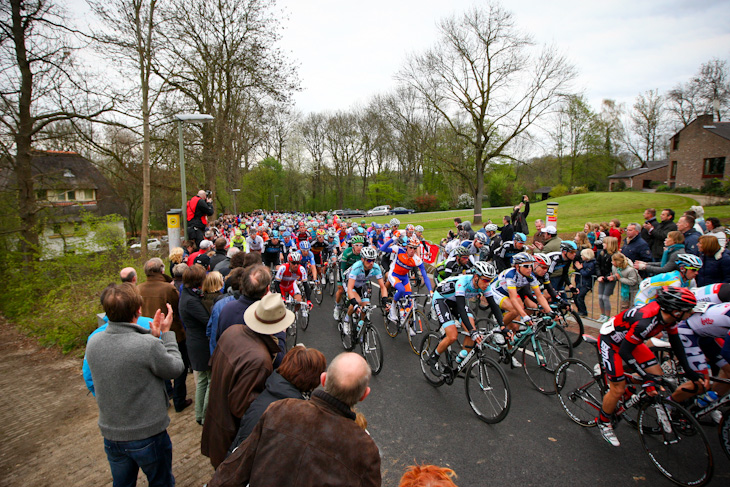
<box><xmin>232</xmin><ymin>188</ymin><xmax>240</xmax><ymax>215</ymax></box>
<box><xmin>175</xmin><ymin>113</ymin><xmax>214</xmax><ymax>240</ymax></box>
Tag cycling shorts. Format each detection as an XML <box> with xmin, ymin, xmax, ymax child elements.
<box><xmin>349</xmin><ymin>283</ymin><xmax>372</xmax><ymax>301</ymax></box>
<box><xmin>599</xmin><ymin>334</ymin><xmax>658</xmax><ymax>382</ymax></box>
<box><xmin>678</xmin><ymin>323</ymin><xmax>728</xmax><ymax>373</ymax></box>
<box><xmin>492</xmin><ymin>287</ymin><xmax>529</xmax><ymax>308</ymax></box>
<box><xmin>388</xmin><ymin>273</ymin><xmax>412</xmax><ymax>292</ymax></box>
<box><xmin>279</xmin><ymin>281</ymin><xmax>301</xmax><ymax>298</ymax></box>
<box><xmin>433</xmin><ymin>298</ymin><xmax>473</xmax><ymax>330</ymax></box>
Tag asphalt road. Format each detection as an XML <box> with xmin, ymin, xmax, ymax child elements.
<box><xmin>297</xmin><ymin>286</ymin><xmax>729</xmax><ymax>487</ymax></box>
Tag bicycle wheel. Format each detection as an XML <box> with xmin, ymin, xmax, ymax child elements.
<box><xmin>384</xmin><ymin>304</ymin><xmax>400</xmax><ymax>338</ymax></box>
<box><xmin>419</xmin><ymin>332</ymin><xmax>444</xmax><ymax>387</ymax></box>
<box><xmin>285</xmin><ymin>320</ymin><xmax>297</xmax><ymax>351</ymax></box>
<box><xmin>638</xmin><ymin>397</ymin><xmax>713</xmax><ymax>487</ymax></box>
<box><xmin>720</xmin><ymin>409</ymin><xmax>730</xmax><ymax>460</ymax></box>
<box><xmin>540</xmin><ymin>325</ymin><xmax>573</xmax><ymax>360</ymax></box>
<box><xmin>339</xmin><ymin>318</ymin><xmax>355</xmax><ymax>351</ymax></box>
<box><xmin>313</xmin><ymin>282</ymin><xmax>324</xmax><ymax>305</ymax></box>
<box><xmin>464</xmin><ymin>354</ymin><xmax>511</xmax><ymax>424</ymax></box>
<box><xmin>407</xmin><ymin>309</ymin><xmax>432</xmax><ymax>355</ymax></box>
<box><xmin>554</xmin><ymin>358</ymin><xmax>603</xmax><ymax>426</ymax></box>
<box><xmin>327</xmin><ymin>268</ymin><xmax>336</xmax><ymax>296</ymax></box>
<box><xmin>300</xmin><ymin>306</ymin><xmax>310</xmax><ymax>331</ymax></box>
<box><xmin>360</xmin><ymin>325</ymin><xmax>383</xmax><ymax>375</ymax></box>
<box><xmin>523</xmin><ymin>334</ymin><xmax>564</xmax><ymax>395</ymax></box>
<box><xmin>561</xmin><ymin>309</ymin><xmax>584</xmax><ymax>348</ymax></box>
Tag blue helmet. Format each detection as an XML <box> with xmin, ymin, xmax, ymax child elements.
<box><xmin>299</xmin><ymin>240</ymin><xmax>310</xmax><ymax>250</ymax></box>
<box><xmin>283</xmin><ymin>231</ymin><xmax>291</xmax><ymax>238</ymax></box>
<box><xmin>560</xmin><ymin>241</ymin><xmax>578</xmax><ymax>252</ymax></box>
<box><xmin>513</xmin><ymin>232</ymin><xmax>527</xmax><ymax>243</ymax></box>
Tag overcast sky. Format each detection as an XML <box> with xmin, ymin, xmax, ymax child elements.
<box><xmin>276</xmin><ymin>0</ymin><xmax>730</xmax><ymax>114</ymax></box>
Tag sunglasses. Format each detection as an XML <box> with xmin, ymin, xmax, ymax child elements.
<box><xmin>519</xmin><ymin>264</ymin><xmax>533</xmax><ymax>269</ymax></box>
<box><xmin>683</xmin><ymin>266</ymin><xmax>700</xmax><ymax>272</ymax></box>
<box><xmin>407</xmin><ymin>246</ymin><xmax>418</xmax><ymax>250</ymax></box>
<box><xmin>290</xmin><ymin>262</ymin><xmax>300</xmax><ymax>266</ymax></box>
<box><xmin>364</xmin><ymin>259</ymin><xmax>375</xmax><ymax>263</ymax></box>
<box><xmin>479</xmin><ymin>276</ymin><xmax>493</xmax><ymax>283</ymax></box>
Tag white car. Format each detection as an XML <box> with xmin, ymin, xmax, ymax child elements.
<box><xmin>367</xmin><ymin>205</ymin><xmax>392</xmax><ymax>216</ymax></box>
<box><xmin>130</xmin><ymin>238</ymin><xmax>161</xmax><ymax>251</ymax></box>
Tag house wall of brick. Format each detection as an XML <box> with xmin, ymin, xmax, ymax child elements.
<box><xmin>670</xmin><ymin>115</ymin><xmax>730</xmax><ymax>189</ymax></box>
<box><xmin>609</xmin><ymin>165</ymin><xmax>668</xmax><ymax>191</ymax></box>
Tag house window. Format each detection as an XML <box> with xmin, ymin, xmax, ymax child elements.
<box><xmin>703</xmin><ymin>157</ymin><xmax>726</xmax><ymax>178</ymax></box>
<box><xmin>36</xmin><ymin>190</ymin><xmax>47</xmax><ymax>200</ymax></box>
<box><xmin>670</xmin><ymin>161</ymin><xmax>677</xmax><ymax>178</ymax></box>
<box><xmin>79</xmin><ymin>189</ymin><xmax>96</xmax><ymax>201</ymax></box>
<box><xmin>66</xmin><ymin>190</ymin><xmax>76</xmax><ymax>201</ymax></box>
<box><xmin>672</xmin><ymin>134</ymin><xmax>679</xmax><ymax>151</ymax></box>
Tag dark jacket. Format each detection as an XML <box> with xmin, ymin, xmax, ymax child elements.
<box><xmin>216</xmin><ymin>294</ymin><xmax>259</xmax><ymax>342</ymax></box>
<box><xmin>697</xmin><ymin>250</ymin><xmax>730</xmax><ymax>286</ymax></box>
<box><xmin>640</xmin><ymin>217</ymin><xmax>662</xmax><ymax>260</ymax></box>
<box><xmin>201</xmin><ymin>324</ymin><xmax>281</xmax><ymax>469</ymax></box>
<box><xmin>511</xmin><ymin>201</ymin><xmax>530</xmax><ymax>235</ymax></box>
<box><xmin>227</xmin><ymin>371</ymin><xmax>304</xmax><ymax>455</ymax></box>
<box><xmin>644</xmin><ymin>244</ymin><xmax>683</xmax><ymax>277</ymax></box>
<box><xmin>138</xmin><ymin>273</ymin><xmax>185</xmax><ymax>342</ymax></box>
<box><xmin>577</xmin><ymin>259</ymin><xmax>596</xmax><ymax>290</ymax></box>
<box><xmin>188</xmin><ymin>196</ymin><xmax>214</xmax><ymax>229</ymax></box>
<box><xmin>498</xmin><ymin>222</ymin><xmax>514</xmax><ymax>243</ymax></box>
<box><xmin>209</xmin><ymin>390</ymin><xmax>381</xmax><ymax>487</ymax></box>
<box><xmin>178</xmin><ymin>287</ymin><xmax>211</xmax><ymax>371</ymax></box>
<box><xmin>683</xmin><ymin>228</ymin><xmax>701</xmax><ymax>256</ymax></box>
<box><xmin>648</xmin><ymin>219</ymin><xmax>678</xmax><ymax>260</ymax></box>
<box><xmin>209</xmin><ymin>249</ymin><xmax>228</xmax><ymax>272</ymax></box>
<box><xmin>621</xmin><ymin>235</ymin><xmax>652</xmax><ymax>264</ymax></box>
<box><xmin>595</xmin><ymin>250</ymin><xmax>614</xmax><ymax>278</ymax></box>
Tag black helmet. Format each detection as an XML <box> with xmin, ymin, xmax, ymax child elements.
<box><xmin>655</xmin><ymin>286</ymin><xmax>697</xmax><ymax>312</ymax></box>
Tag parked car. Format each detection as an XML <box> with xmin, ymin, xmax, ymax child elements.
<box><xmin>337</xmin><ymin>208</ymin><xmax>366</xmax><ymax>218</ymax></box>
<box><xmin>391</xmin><ymin>207</ymin><xmax>415</xmax><ymax>215</ymax></box>
<box><xmin>130</xmin><ymin>238</ymin><xmax>161</xmax><ymax>251</ymax></box>
<box><xmin>367</xmin><ymin>205</ymin><xmax>392</xmax><ymax>216</ymax></box>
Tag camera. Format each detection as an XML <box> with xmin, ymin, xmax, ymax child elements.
<box><xmin>205</xmin><ymin>190</ymin><xmax>212</xmax><ymax>198</ymax></box>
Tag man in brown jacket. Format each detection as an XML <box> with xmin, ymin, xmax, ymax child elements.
<box><xmin>201</xmin><ymin>270</ymin><xmax>288</xmax><ymax>469</ymax></box>
<box><xmin>209</xmin><ymin>352</ymin><xmax>381</xmax><ymax>487</ymax></box>
<box><xmin>138</xmin><ymin>257</ymin><xmax>191</xmax><ymax>412</ymax></box>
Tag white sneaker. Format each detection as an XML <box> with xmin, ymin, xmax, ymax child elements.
<box><xmin>597</xmin><ymin>421</ymin><xmax>620</xmax><ymax>447</ymax></box>
<box><xmin>388</xmin><ymin>306</ymin><xmax>398</xmax><ymax>322</ymax></box>
<box><xmin>511</xmin><ymin>356</ymin><xmax>522</xmax><ymax>368</ymax></box>
<box><xmin>333</xmin><ymin>306</ymin><xmax>341</xmax><ymax>320</ymax></box>
<box><xmin>342</xmin><ymin>321</ymin><xmax>350</xmax><ymax>335</ymax></box>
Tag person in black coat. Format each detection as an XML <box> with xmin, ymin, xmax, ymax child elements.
<box><xmin>179</xmin><ymin>264</ymin><xmax>211</xmax><ymax>424</ymax></box>
<box><xmin>226</xmin><ymin>346</ymin><xmax>327</xmax><ymax>456</ymax></box>
<box><xmin>511</xmin><ymin>195</ymin><xmax>530</xmax><ymax>235</ymax></box>
<box><xmin>497</xmin><ymin>215</ymin><xmax>514</xmax><ymax>243</ymax></box>
<box><xmin>697</xmin><ymin>235</ymin><xmax>730</xmax><ymax>286</ymax></box>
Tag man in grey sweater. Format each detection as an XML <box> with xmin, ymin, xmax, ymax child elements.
<box><xmin>87</xmin><ymin>283</ymin><xmax>184</xmax><ymax>487</ymax></box>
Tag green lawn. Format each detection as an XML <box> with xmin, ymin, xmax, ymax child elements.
<box><xmin>361</xmin><ymin>193</ymin><xmax>729</xmax><ymax>242</ymax></box>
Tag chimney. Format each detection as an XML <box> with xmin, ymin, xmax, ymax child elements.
<box><xmin>697</xmin><ymin>113</ymin><xmax>714</xmax><ymax>126</ymax></box>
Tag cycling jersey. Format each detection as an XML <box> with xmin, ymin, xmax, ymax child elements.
<box><xmin>494</xmin><ymin>241</ymin><xmax>524</xmax><ymax>272</ymax></box>
<box><xmin>692</xmin><ymin>283</ymin><xmax>729</xmax><ymax>304</ymax></box>
<box><xmin>634</xmin><ymin>270</ymin><xmax>692</xmax><ymax>307</ymax></box>
<box><xmin>451</xmin><ymin>240</ymin><xmax>482</xmax><ymax>261</ymax></box>
<box><xmin>338</xmin><ymin>247</ymin><xmax>363</xmax><ymax>284</ymax></box>
<box><xmin>298</xmin><ymin>250</ymin><xmax>316</xmax><ymax>267</ymax></box>
<box><xmin>262</xmin><ymin>240</ymin><xmax>284</xmax><ymax>267</ymax></box>
<box><xmin>347</xmin><ymin>260</ymin><xmax>384</xmax><ymax>289</ymax></box>
<box><xmin>246</xmin><ymin>235</ymin><xmax>264</xmax><ymax>252</ymax></box>
<box><xmin>434</xmin><ymin>274</ymin><xmax>493</xmax><ymax>301</ymax></box>
<box><xmin>489</xmin><ymin>267</ymin><xmax>540</xmax><ymax>297</ymax></box>
<box><xmin>679</xmin><ymin>303</ymin><xmax>730</xmax><ymax>374</ymax></box>
<box><xmin>311</xmin><ymin>239</ymin><xmax>329</xmax><ymax>265</ymax></box>
<box><xmin>282</xmin><ymin>238</ymin><xmax>297</xmax><ymax>257</ymax></box>
<box><xmin>433</xmin><ymin>275</ymin><xmax>502</xmax><ymax>330</ymax></box>
<box><xmin>275</xmin><ymin>263</ymin><xmax>307</xmax><ymax>288</ymax></box>
<box><xmin>435</xmin><ymin>255</ymin><xmax>474</xmax><ymax>282</ymax></box>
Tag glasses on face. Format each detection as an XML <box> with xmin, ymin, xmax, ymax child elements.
<box><xmin>407</xmin><ymin>246</ymin><xmax>418</xmax><ymax>250</ymax></box>
<box><xmin>364</xmin><ymin>259</ymin><xmax>375</xmax><ymax>263</ymax></box>
<box><xmin>519</xmin><ymin>264</ymin><xmax>533</xmax><ymax>269</ymax></box>
<box><xmin>353</xmin><ymin>243</ymin><xmax>363</xmax><ymax>247</ymax></box>
<box><xmin>684</xmin><ymin>266</ymin><xmax>700</xmax><ymax>272</ymax></box>
<box><xmin>479</xmin><ymin>276</ymin><xmax>493</xmax><ymax>283</ymax></box>
<box><xmin>290</xmin><ymin>262</ymin><xmax>300</xmax><ymax>266</ymax></box>
<box><xmin>537</xmin><ymin>265</ymin><xmax>549</xmax><ymax>270</ymax></box>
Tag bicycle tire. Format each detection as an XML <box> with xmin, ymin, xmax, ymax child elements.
<box><xmin>384</xmin><ymin>304</ymin><xmax>400</xmax><ymax>338</ymax></box>
<box><xmin>419</xmin><ymin>332</ymin><xmax>444</xmax><ymax>387</ymax></box>
<box><xmin>540</xmin><ymin>324</ymin><xmax>573</xmax><ymax>360</ymax></box>
<box><xmin>720</xmin><ymin>409</ymin><xmax>730</xmax><ymax>460</ymax></box>
<box><xmin>522</xmin><ymin>334</ymin><xmax>563</xmax><ymax>395</ymax></box>
<box><xmin>313</xmin><ymin>282</ymin><xmax>324</xmax><ymax>305</ymax></box>
<box><xmin>464</xmin><ymin>354</ymin><xmax>511</xmax><ymax>424</ymax></box>
<box><xmin>638</xmin><ymin>397</ymin><xmax>713</xmax><ymax>487</ymax></box>
<box><xmin>327</xmin><ymin>268</ymin><xmax>336</xmax><ymax>296</ymax></box>
<box><xmin>285</xmin><ymin>320</ymin><xmax>297</xmax><ymax>351</ymax></box>
<box><xmin>554</xmin><ymin>358</ymin><xmax>604</xmax><ymax>427</ymax></box>
<box><xmin>408</xmin><ymin>309</ymin><xmax>432</xmax><ymax>355</ymax></box>
<box><xmin>339</xmin><ymin>318</ymin><xmax>355</xmax><ymax>351</ymax></box>
<box><xmin>300</xmin><ymin>306</ymin><xmax>310</xmax><ymax>331</ymax></box>
<box><xmin>361</xmin><ymin>325</ymin><xmax>384</xmax><ymax>375</ymax></box>
<box><xmin>560</xmin><ymin>309</ymin><xmax>584</xmax><ymax>348</ymax></box>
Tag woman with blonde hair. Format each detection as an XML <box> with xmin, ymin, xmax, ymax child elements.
<box><xmin>202</xmin><ymin>271</ymin><xmax>225</xmax><ymax>313</ymax></box>
<box><xmin>611</xmin><ymin>252</ymin><xmax>639</xmax><ymax>312</ymax></box>
<box><xmin>635</xmin><ymin>230</ymin><xmax>685</xmax><ymax>276</ymax></box>
<box><xmin>595</xmin><ymin>236</ymin><xmax>619</xmax><ymax>322</ymax></box>
<box><xmin>574</xmin><ymin>231</ymin><xmax>591</xmax><ymax>251</ymax></box>
<box><xmin>168</xmin><ymin>247</ymin><xmax>184</xmax><ymax>276</ymax></box>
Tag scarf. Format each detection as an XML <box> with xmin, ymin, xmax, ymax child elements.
<box><xmin>617</xmin><ymin>267</ymin><xmax>630</xmax><ymax>301</ymax></box>
<box><xmin>660</xmin><ymin>243</ymin><xmax>684</xmax><ymax>267</ymax></box>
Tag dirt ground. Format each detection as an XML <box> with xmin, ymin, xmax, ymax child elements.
<box><xmin>0</xmin><ymin>318</ymin><xmax>213</xmax><ymax>487</ymax></box>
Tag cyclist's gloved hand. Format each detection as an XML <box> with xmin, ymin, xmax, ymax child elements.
<box><xmin>380</xmin><ymin>296</ymin><xmax>389</xmax><ymax>307</ymax></box>
<box><xmin>548</xmin><ymin>311</ymin><xmax>558</xmax><ymax>319</ymax></box>
<box><xmin>641</xmin><ymin>373</ymin><xmax>661</xmax><ymax>390</ymax></box>
<box><xmin>470</xmin><ymin>329</ymin><xmax>480</xmax><ymax>342</ymax></box>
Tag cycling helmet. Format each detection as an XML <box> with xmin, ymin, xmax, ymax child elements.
<box><xmin>374</xmin><ymin>223</ymin><xmax>382</xmax><ymax>230</ymax></box>
<box><xmin>560</xmin><ymin>241</ymin><xmax>578</xmax><ymax>252</ymax></box>
<box><xmin>675</xmin><ymin>253</ymin><xmax>703</xmax><ymax>269</ymax></box>
<box><xmin>316</xmin><ymin>229</ymin><xmax>326</xmax><ymax>236</ymax></box>
<box><xmin>474</xmin><ymin>232</ymin><xmax>488</xmax><ymax>244</ymax></box>
<box><xmin>399</xmin><ymin>235</ymin><xmax>409</xmax><ymax>245</ymax></box>
<box><xmin>390</xmin><ymin>218</ymin><xmax>400</xmax><ymax>226</ymax></box>
<box><xmin>360</xmin><ymin>246</ymin><xmax>377</xmax><ymax>260</ymax></box>
<box><xmin>350</xmin><ymin>235</ymin><xmax>365</xmax><ymax>245</ymax></box>
<box><xmin>327</xmin><ymin>228</ymin><xmax>337</xmax><ymax>237</ymax></box>
<box><xmin>279</xmin><ymin>225</ymin><xmax>286</xmax><ymax>232</ymax></box>
<box><xmin>383</xmin><ymin>223</ymin><xmax>390</xmax><ymax>229</ymax></box>
<box><xmin>360</xmin><ymin>219</ymin><xmax>367</xmax><ymax>225</ymax></box>
<box><xmin>271</xmin><ymin>230</ymin><xmax>280</xmax><ymax>238</ymax></box>
<box><xmin>371</xmin><ymin>221</ymin><xmax>376</xmax><ymax>227</ymax></box>
<box><xmin>513</xmin><ymin>232</ymin><xmax>526</xmax><ymax>243</ymax></box>
<box><xmin>454</xmin><ymin>246</ymin><xmax>470</xmax><ymax>256</ymax></box>
<box><xmin>408</xmin><ymin>236</ymin><xmax>421</xmax><ymax>247</ymax></box>
<box><xmin>299</xmin><ymin>240</ymin><xmax>311</xmax><ymax>250</ymax></box>
<box><xmin>655</xmin><ymin>286</ymin><xmax>697</xmax><ymax>312</ymax></box>
<box><xmin>288</xmin><ymin>251</ymin><xmax>302</xmax><ymax>263</ymax></box>
<box><xmin>283</xmin><ymin>231</ymin><xmax>291</xmax><ymax>238</ymax></box>
<box><xmin>351</xmin><ymin>222</ymin><xmax>358</xmax><ymax>228</ymax></box>
<box><xmin>415</xmin><ymin>225</ymin><xmax>424</xmax><ymax>232</ymax></box>
<box><xmin>512</xmin><ymin>252</ymin><xmax>535</xmax><ymax>265</ymax></box>
<box><xmin>472</xmin><ymin>261</ymin><xmax>497</xmax><ymax>279</ymax></box>
<box><xmin>406</xmin><ymin>224</ymin><xmax>415</xmax><ymax>232</ymax></box>
<box><xmin>533</xmin><ymin>253</ymin><xmax>552</xmax><ymax>267</ymax></box>
<box><xmin>484</xmin><ymin>223</ymin><xmax>498</xmax><ymax>232</ymax></box>
<box><xmin>357</xmin><ymin>226</ymin><xmax>366</xmax><ymax>234</ymax></box>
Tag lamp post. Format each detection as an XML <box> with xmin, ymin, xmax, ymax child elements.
<box><xmin>232</xmin><ymin>188</ymin><xmax>240</xmax><ymax>215</ymax></box>
<box><xmin>274</xmin><ymin>194</ymin><xmax>279</xmax><ymax>212</ymax></box>
<box><xmin>175</xmin><ymin>113</ymin><xmax>214</xmax><ymax>241</ymax></box>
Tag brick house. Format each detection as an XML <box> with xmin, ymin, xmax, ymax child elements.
<box><xmin>608</xmin><ymin>159</ymin><xmax>669</xmax><ymax>191</ymax></box>
<box><xmin>667</xmin><ymin>114</ymin><xmax>730</xmax><ymax>189</ymax></box>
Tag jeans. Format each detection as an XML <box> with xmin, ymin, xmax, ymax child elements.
<box><xmin>597</xmin><ymin>279</ymin><xmax>617</xmax><ymax>316</ymax></box>
<box><xmin>104</xmin><ymin>430</ymin><xmax>174</xmax><ymax>487</ymax></box>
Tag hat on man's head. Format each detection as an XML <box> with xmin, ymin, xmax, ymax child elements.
<box><xmin>193</xmin><ymin>253</ymin><xmax>210</xmax><ymax>270</ymax></box>
<box><xmin>244</xmin><ymin>293</ymin><xmax>294</xmax><ymax>335</ymax></box>
<box><xmin>542</xmin><ymin>226</ymin><xmax>557</xmax><ymax>235</ymax></box>
<box><xmin>199</xmin><ymin>239</ymin><xmax>213</xmax><ymax>249</ymax></box>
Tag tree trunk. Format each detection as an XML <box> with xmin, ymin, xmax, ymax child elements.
<box><xmin>473</xmin><ymin>148</ymin><xmax>484</xmax><ymax>224</ymax></box>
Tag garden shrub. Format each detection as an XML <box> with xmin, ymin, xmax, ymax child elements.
<box><xmin>550</xmin><ymin>184</ymin><xmax>568</xmax><ymax>197</ymax></box>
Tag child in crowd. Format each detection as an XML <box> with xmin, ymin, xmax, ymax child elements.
<box><xmin>572</xmin><ymin>248</ymin><xmax>596</xmax><ymax>317</ymax></box>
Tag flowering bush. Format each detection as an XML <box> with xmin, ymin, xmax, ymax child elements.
<box><xmin>457</xmin><ymin>193</ymin><xmax>474</xmax><ymax>209</ymax></box>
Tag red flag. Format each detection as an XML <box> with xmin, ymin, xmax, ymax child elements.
<box><xmin>423</xmin><ymin>243</ymin><xmax>440</xmax><ymax>264</ymax></box>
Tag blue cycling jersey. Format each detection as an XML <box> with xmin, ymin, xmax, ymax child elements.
<box><xmin>434</xmin><ymin>274</ymin><xmax>492</xmax><ymax>301</ymax></box>
<box><xmin>347</xmin><ymin>260</ymin><xmax>384</xmax><ymax>289</ymax></box>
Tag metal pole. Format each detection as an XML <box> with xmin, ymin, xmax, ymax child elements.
<box><xmin>178</xmin><ymin>120</ymin><xmax>188</xmax><ymax>241</ymax></box>
<box><xmin>274</xmin><ymin>194</ymin><xmax>278</xmax><ymax>212</ymax></box>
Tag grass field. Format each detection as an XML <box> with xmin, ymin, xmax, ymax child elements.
<box><xmin>361</xmin><ymin>192</ymin><xmax>730</xmax><ymax>242</ymax></box>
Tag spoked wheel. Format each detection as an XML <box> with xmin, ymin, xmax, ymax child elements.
<box><xmin>384</xmin><ymin>305</ymin><xmax>400</xmax><ymax>338</ymax></box>
<box><xmin>285</xmin><ymin>320</ymin><xmax>297</xmax><ymax>351</ymax></box>
<box><xmin>419</xmin><ymin>332</ymin><xmax>444</xmax><ymax>387</ymax></box>
<box><xmin>560</xmin><ymin>309</ymin><xmax>585</xmax><ymax>348</ymax></box>
<box><xmin>554</xmin><ymin>358</ymin><xmax>604</xmax><ymax>427</ymax></box>
<box><xmin>313</xmin><ymin>283</ymin><xmax>324</xmax><ymax>305</ymax></box>
<box><xmin>327</xmin><ymin>268</ymin><xmax>336</xmax><ymax>296</ymax></box>
<box><xmin>464</xmin><ymin>354</ymin><xmax>511</xmax><ymax>424</ymax></box>
<box><xmin>360</xmin><ymin>325</ymin><xmax>383</xmax><ymax>375</ymax></box>
<box><xmin>522</xmin><ymin>334</ymin><xmax>564</xmax><ymax>395</ymax></box>
<box><xmin>638</xmin><ymin>397</ymin><xmax>713</xmax><ymax>487</ymax></box>
<box><xmin>407</xmin><ymin>310</ymin><xmax>432</xmax><ymax>355</ymax></box>
<box><xmin>540</xmin><ymin>325</ymin><xmax>573</xmax><ymax>360</ymax></box>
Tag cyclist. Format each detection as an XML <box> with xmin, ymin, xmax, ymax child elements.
<box><xmin>297</xmin><ymin>241</ymin><xmax>317</xmax><ymax>308</ymax></box>
<box><xmin>380</xmin><ymin>235</ymin><xmax>433</xmax><ymax>329</ymax></box>
<box><xmin>295</xmin><ymin>221</ymin><xmax>310</xmax><ymax>244</ymax></box>
<box><xmin>333</xmin><ymin>235</ymin><xmax>366</xmax><ymax>320</ymax></box>
<box><xmin>343</xmin><ymin>246</ymin><xmax>389</xmax><ymax>336</ymax></box>
<box><xmin>546</xmin><ymin>240</ymin><xmax>580</xmax><ymax>291</ymax></box>
<box><xmin>452</xmin><ymin>232</ymin><xmax>488</xmax><ymax>262</ymax></box>
<box><xmin>262</xmin><ymin>231</ymin><xmax>285</xmax><ymax>270</ymax></box>
<box><xmin>246</xmin><ymin>229</ymin><xmax>264</xmax><ymax>254</ymax></box>
<box><xmin>311</xmin><ymin>230</ymin><xmax>330</xmax><ymax>280</ymax></box>
<box><xmin>692</xmin><ymin>282</ymin><xmax>730</xmax><ymax>304</ymax></box>
<box><xmin>434</xmin><ymin>246</ymin><xmax>474</xmax><ymax>284</ymax></box>
<box><xmin>282</xmin><ymin>231</ymin><xmax>297</xmax><ymax>259</ymax></box>
<box><xmin>274</xmin><ymin>251</ymin><xmax>308</xmax><ymax>308</ymax></box>
<box><xmin>231</xmin><ymin>228</ymin><xmax>246</xmax><ymax>251</ymax></box>
<box><xmin>426</xmin><ymin>262</ymin><xmax>503</xmax><ymax>375</ymax></box>
<box><xmin>493</xmin><ymin>232</ymin><xmax>528</xmax><ymax>272</ymax></box>
<box><xmin>596</xmin><ymin>286</ymin><xmax>700</xmax><ymax>447</ymax></box>
<box><xmin>633</xmin><ymin>254</ymin><xmax>702</xmax><ymax>306</ymax></box>
<box><xmin>489</xmin><ymin>252</ymin><xmax>553</xmax><ymax>339</ymax></box>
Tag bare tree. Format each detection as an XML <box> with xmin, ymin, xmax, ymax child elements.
<box><xmin>623</xmin><ymin>89</ymin><xmax>666</xmax><ymax>164</ymax></box>
<box><xmin>397</xmin><ymin>2</ymin><xmax>575</xmax><ymax>223</ymax></box>
<box><xmin>668</xmin><ymin>58</ymin><xmax>729</xmax><ymax>127</ymax></box>
<box><xmin>0</xmin><ymin>0</ymin><xmax>112</xmax><ymax>257</ymax></box>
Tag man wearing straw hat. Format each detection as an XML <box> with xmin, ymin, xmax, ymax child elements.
<box><xmin>201</xmin><ymin>267</ymin><xmax>292</xmax><ymax>468</ymax></box>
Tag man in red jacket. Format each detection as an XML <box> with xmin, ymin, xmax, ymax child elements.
<box><xmin>187</xmin><ymin>190</ymin><xmax>214</xmax><ymax>246</ymax></box>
